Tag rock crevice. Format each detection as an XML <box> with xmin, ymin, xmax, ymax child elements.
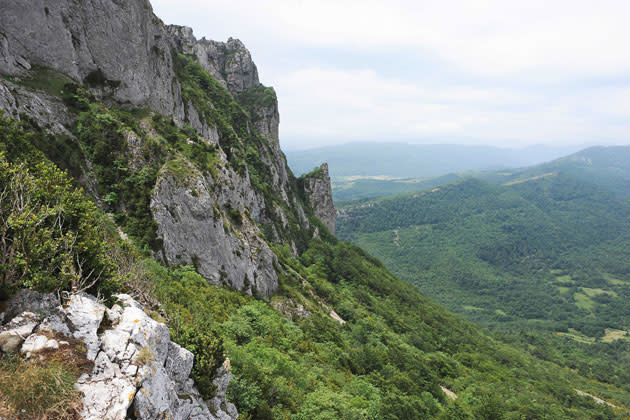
<box><xmin>0</xmin><ymin>290</ymin><xmax>237</xmax><ymax>420</ymax></box>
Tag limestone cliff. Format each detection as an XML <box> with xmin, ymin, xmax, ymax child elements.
<box><xmin>300</xmin><ymin>163</ymin><xmax>337</xmax><ymax>234</ymax></box>
<box><xmin>0</xmin><ymin>0</ymin><xmax>346</xmax><ymax>416</ymax></box>
<box><xmin>0</xmin><ymin>0</ymin><xmax>184</xmax><ymax>117</ymax></box>
<box><xmin>0</xmin><ymin>290</ymin><xmax>236</xmax><ymax>420</ymax></box>
<box><xmin>0</xmin><ymin>0</ymin><xmax>319</xmax><ymax>297</ymax></box>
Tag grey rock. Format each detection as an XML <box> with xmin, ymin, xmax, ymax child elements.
<box><xmin>76</xmin><ymin>351</ymin><xmax>137</xmax><ymax>420</ymax></box>
<box><xmin>301</xmin><ymin>163</ymin><xmax>336</xmax><ymax>234</ymax></box>
<box><xmin>151</xmin><ymin>155</ymin><xmax>278</xmax><ymax>298</ymax></box>
<box><xmin>0</xmin><ymin>289</ymin><xmax>60</xmax><ymax>324</ymax></box>
<box><xmin>21</xmin><ymin>334</ymin><xmax>60</xmax><ymax>358</ymax></box>
<box><xmin>168</xmin><ymin>26</ymin><xmax>259</xmax><ymax>95</ymax></box>
<box><xmin>134</xmin><ymin>363</ymin><xmax>179</xmax><ymax>420</ymax></box>
<box><xmin>38</xmin><ymin>311</ymin><xmax>72</xmax><ymax>336</ymax></box>
<box><xmin>0</xmin><ymin>312</ymin><xmax>39</xmax><ymax>353</ymax></box>
<box><xmin>272</xmin><ymin>298</ymin><xmax>312</xmax><ymax>320</ymax></box>
<box><xmin>0</xmin><ymin>0</ymin><xmax>184</xmax><ymax>118</ymax></box>
<box><xmin>62</xmin><ymin>293</ymin><xmax>106</xmax><ymax>360</ymax></box>
<box><xmin>165</xmin><ymin>342</ymin><xmax>194</xmax><ymax>387</ymax></box>
<box><xmin>209</xmin><ymin>360</ymin><xmax>237</xmax><ymax>420</ymax></box>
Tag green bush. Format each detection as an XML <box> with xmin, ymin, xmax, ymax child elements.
<box><xmin>0</xmin><ymin>152</ymin><xmax>118</xmax><ymax>294</ymax></box>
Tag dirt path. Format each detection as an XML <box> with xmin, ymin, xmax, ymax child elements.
<box><xmin>575</xmin><ymin>389</ymin><xmax>619</xmax><ymax>408</ymax></box>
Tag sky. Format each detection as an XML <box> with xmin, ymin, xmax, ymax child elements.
<box><xmin>151</xmin><ymin>0</ymin><xmax>630</xmax><ymax>150</ymax></box>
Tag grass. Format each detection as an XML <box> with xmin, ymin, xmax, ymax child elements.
<box><xmin>0</xmin><ymin>335</ymin><xmax>92</xmax><ymax>420</ymax></box>
<box><xmin>164</xmin><ymin>157</ymin><xmax>199</xmax><ymax>186</ymax></box>
<box><xmin>8</xmin><ymin>66</ymin><xmax>72</xmax><ymax>98</ymax></box>
<box><xmin>573</xmin><ymin>292</ymin><xmax>595</xmax><ymax>311</ymax></box>
<box><xmin>554</xmin><ymin>329</ymin><xmax>596</xmax><ymax>344</ymax></box>
<box><xmin>582</xmin><ymin>287</ymin><xmax>617</xmax><ymax>298</ymax></box>
<box><xmin>601</xmin><ymin>329</ymin><xmax>629</xmax><ymax>343</ymax></box>
<box><xmin>135</xmin><ymin>346</ymin><xmax>155</xmax><ymax>366</ymax></box>
<box><xmin>555</xmin><ymin>274</ymin><xmax>574</xmax><ymax>283</ymax></box>
<box><xmin>603</xmin><ymin>273</ymin><xmax>629</xmax><ymax>285</ymax></box>
<box><xmin>463</xmin><ymin>305</ymin><xmax>484</xmax><ymax>311</ymax></box>
<box><xmin>556</xmin><ymin>286</ymin><xmax>570</xmax><ymax>294</ymax></box>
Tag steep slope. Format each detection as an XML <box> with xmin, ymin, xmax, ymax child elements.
<box><xmin>338</xmin><ymin>174</ymin><xmax>630</xmax><ymax>389</ymax></box>
<box><xmin>1</xmin><ymin>1</ymin><xmax>630</xmax><ymax>419</ymax></box>
<box><xmin>478</xmin><ymin>145</ymin><xmax>630</xmax><ymax>197</ymax></box>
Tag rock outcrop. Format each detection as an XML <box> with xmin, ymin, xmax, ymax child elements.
<box><xmin>0</xmin><ymin>0</ymin><xmax>337</xmax><ymax>332</ymax></box>
<box><xmin>301</xmin><ymin>163</ymin><xmax>336</xmax><ymax>234</ymax></box>
<box><xmin>151</xmin><ymin>154</ymin><xmax>278</xmax><ymax>298</ymax></box>
<box><xmin>0</xmin><ymin>290</ymin><xmax>237</xmax><ymax>420</ymax></box>
<box><xmin>0</xmin><ymin>0</ymin><xmax>185</xmax><ymax>119</ymax></box>
<box><xmin>168</xmin><ymin>26</ymin><xmax>259</xmax><ymax>96</ymax></box>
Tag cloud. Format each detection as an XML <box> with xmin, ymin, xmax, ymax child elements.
<box><xmin>151</xmin><ymin>0</ymin><xmax>630</xmax><ymax>148</ymax></box>
<box><xmin>275</xmin><ymin>67</ymin><xmax>630</xmax><ymax>147</ymax></box>
<box><xmin>153</xmin><ymin>0</ymin><xmax>630</xmax><ymax>80</ymax></box>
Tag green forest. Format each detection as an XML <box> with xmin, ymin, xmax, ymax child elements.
<box><xmin>337</xmin><ymin>172</ymin><xmax>630</xmax><ymax>394</ymax></box>
<box><xmin>2</xmin><ymin>32</ymin><xmax>630</xmax><ymax>419</ymax></box>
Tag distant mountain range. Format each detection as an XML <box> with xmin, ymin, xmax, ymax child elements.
<box><xmin>478</xmin><ymin>145</ymin><xmax>630</xmax><ymax>197</ymax></box>
<box><xmin>306</xmin><ymin>144</ymin><xmax>630</xmax><ymax>201</ymax></box>
<box><xmin>286</xmin><ymin>142</ymin><xmax>584</xmax><ymax>179</ymax></box>
<box><xmin>337</xmin><ymin>144</ymin><xmax>630</xmax><ymax>393</ymax></box>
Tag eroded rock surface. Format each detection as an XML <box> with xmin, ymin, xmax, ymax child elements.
<box><xmin>301</xmin><ymin>163</ymin><xmax>336</xmax><ymax>234</ymax></box>
<box><xmin>0</xmin><ymin>291</ymin><xmax>237</xmax><ymax>420</ymax></box>
<box><xmin>151</xmin><ymin>155</ymin><xmax>278</xmax><ymax>298</ymax></box>
<box><xmin>0</xmin><ymin>0</ymin><xmax>185</xmax><ymax>118</ymax></box>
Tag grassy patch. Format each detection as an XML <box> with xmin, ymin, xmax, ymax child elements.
<box><xmin>573</xmin><ymin>292</ymin><xmax>595</xmax><ymax>311</ymax></box>
<box><xmin>165</xmin><ymin>157</ymin><xmax>199</xmax><ymax>186</ymax></box>
<box><xmin>582</xmin><ymin>287</ymin><xmax>617</xmax><ymax>298</ymax></box>
<box><xmin>0</xmin><ymin>336</ymin><xmax>92</xmax><ymax>420</ymax></box>
<box><xmin>603</xmin><ymin>273</ymin><xmax>629</xmax><ymax>285</ymax></box>
<box><xmin>554</xmin><ymin>329</ymin><xmax>596</xmax><ymax>344</ymax></box>
<box><xmin>135</xmin><ymin>346</ymin><xmax>155</xmax><ymax>366</ymax></box>
<box><xmin>555</xmin><ymin>274</ymin><xmax>574</xmax><ymax>283</ymax></box>
<box><xmin>601</xmin><ymin>329</ymin><xmax>629</xmax><ymax>343</ymax></box>
<box><xmin>6</xmin><ymin>66</ymin><xmax>72</xmax><ymax>97</ymax></box>
<box><xmin>556</xmin><ymin>286</ymin><xmax>570</xmax><ymax>294</ymax></box>
<box><xmin>463</xmin><ymin>305</ymin><xmax>484</xmax><ymax>311</ymax></box>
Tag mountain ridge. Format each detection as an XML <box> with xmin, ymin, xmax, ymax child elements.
<box><xmin>0</xmin><ymin>1</ymin><xmax>629</xmax><ymax>419</ymax></box>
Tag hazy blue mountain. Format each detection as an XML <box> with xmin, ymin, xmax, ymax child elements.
<box><xmin>286</xmin><ymin>142</ymin><xmax>583</xmax><ymax>179</ymax></box>
<box><xmin>477</xmin><ymin>145</ymin><xmax>630</xmax><ymax>197</ymax></box>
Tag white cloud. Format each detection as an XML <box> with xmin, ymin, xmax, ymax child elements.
<box><xmin>153</xmin><ymin>0</ymin><xmax>630</xmax><ymax>80</ymax></box>
<box><xmin>150</xmin><ymin>0</ymin><xmax>630</xmax><ymax>148</ymax></box>
<box><xmin>275</xmin><ymin>67</ymin><xmax>630</xmax><ymax>147</ymax></box>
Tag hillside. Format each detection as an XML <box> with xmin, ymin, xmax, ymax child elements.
<box><xmin>337</xmin><ymin>174</ymin><xmax>630</xmax><ymax>391</ymax></box>
<box><xmin>477</xmin><ymin>146</ymin><xmax>630</xmax><ymax>198</ymax></box>
<box><xmin>322</xmin><ymin>145</ymin><xmax>630</xmax><ymax>202</ymax></box>
<box><xmin>0</xmin><ymin>1</ymin><xmax>629</xmax><ymax>419</ymax></box>
<box><xmin>286</xmin><ymin>142</ymin><xmax>580</xmax><ymax>201</ymax></box>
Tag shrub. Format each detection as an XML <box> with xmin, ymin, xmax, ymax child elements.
<box><xmin>0</xmin><ymin>153</ymin><xmax>118</xmax><ymax>294</ymax></box>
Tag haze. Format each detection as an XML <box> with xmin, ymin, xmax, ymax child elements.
<box><xmin>152</xmin><ymin>0</ymin><xmax>630</xmax><ymax>150</ymax></box>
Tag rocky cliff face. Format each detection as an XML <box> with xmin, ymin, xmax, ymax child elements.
<box><xmin>0</xmin><ymin>0</ymin><xmax>183</xmax><ymax>117</ymax></box>
<box><xmin>301</xmin><ymin>163</ymin><xmax>336</xmax><ymax>234</ymax></box>
<box><xmin>0</xmin><ymin>290</ymin><xmax>236</xmax><ymax>420</ymax></box>
<box><xmin>168</xmin><ymin>26</ymin><xmax>259</xmax><ymax>95</ymax></box>
<box><xmin>0</xmin><ymin>0</ymin><xmax>339</xmax><ymax>414</ymax></box>
<box><xmin>151</xmin><ymin>153</ymin><xmax>278</xmax><ymax>298</ymax></box>
<box><xmin>0</xmin><ymin>0</ymin><xmax>301</xmax><ymax>296</ymax></box>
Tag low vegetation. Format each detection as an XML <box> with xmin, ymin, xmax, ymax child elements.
<box><xmin>1</xmin><ymin>50</ymin><xmax>630</xmax><ymax>420</ymax></box>
<box><xmin>0</xmin><ymin>335</ymin><xmax>92</xmax><ymax>420</ymax></box>
<box><xmin>337</xmin><ymin>175</ymin><xmax>630</xmax><ymax>392</ymax></box>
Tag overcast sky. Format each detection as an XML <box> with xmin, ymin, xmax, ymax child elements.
<box><xmin>152</xmin><ymin>0</ymin><xmax>630</xmax><ymax>150</ymax></box>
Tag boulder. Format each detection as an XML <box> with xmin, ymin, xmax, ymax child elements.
<box><xmin>0</xmin><ymin>312</ymin><xmax>40</xmax><ymax>353</ymax></box>
<box><xmin>0</xmin><ymin>289</ymin><xmax>59</xmax><ymax>324</ymax></box>
<box><xmin>61</xmin><ymin>293</ymin><xmax>106</xmax><ymax>360</ymax></box>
